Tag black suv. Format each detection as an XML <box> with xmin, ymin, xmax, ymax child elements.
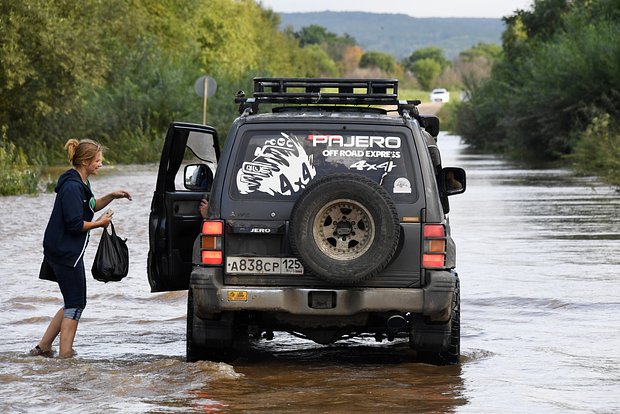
<box><xmin>148</xmin><ymin>78</ymin><xmax>466</xmax><ymax>364</ymax></box>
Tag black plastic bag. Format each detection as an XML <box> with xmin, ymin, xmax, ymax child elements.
<box><xmin>91</xmin><ymin>222</ymin><xmax>129</xmax><ymax>282</ymax></box>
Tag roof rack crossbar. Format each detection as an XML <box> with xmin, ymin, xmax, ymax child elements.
<box><xmin>254</xmin><ymin>78</ymin><xmax>397</xmax><ymax>92</ymax></box>
<box><xmin>236</xmin><ymin>77</ymin><xmax>420</xmax><ymax>115</ymax></box>
<box><xmin>253</xmin><ymin>92</ymin><xmax>397</xmax><ymax>100</ymax></box>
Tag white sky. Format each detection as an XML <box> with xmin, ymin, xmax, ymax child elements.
<box><xmin>259</xmin><ymin>0</ymin><xmax>534</xmax><ymax>18</ymax></box>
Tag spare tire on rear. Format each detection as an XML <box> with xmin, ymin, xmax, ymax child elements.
<box><xmin>289</xmin><ymin>173</ymin><xmax>400</xmax><ymax>284</ymax></box>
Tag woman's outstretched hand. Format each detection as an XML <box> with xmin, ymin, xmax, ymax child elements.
<box><xmin>112</xmin><ymin>190</ymin><xmax>132</xmax><ymax>201</ymax></box>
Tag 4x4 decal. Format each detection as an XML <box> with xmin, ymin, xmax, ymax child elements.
<box><xmin>236</xmin><ymin>132</ymin><xmax>316</xmax><ymax>196</ymax></box>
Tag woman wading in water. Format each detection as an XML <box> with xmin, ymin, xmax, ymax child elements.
<box><xmin>30</xmin><ymin>139</ymin><xmax>131</xmax><ymax>358</ymax></box>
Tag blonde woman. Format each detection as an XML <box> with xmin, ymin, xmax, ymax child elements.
<box><xmin>30</xmin><ymin>139</ymin><xmax>131</xmax><ymax>358</ymax></box>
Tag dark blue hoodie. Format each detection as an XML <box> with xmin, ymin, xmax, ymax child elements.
<box><xmin>43</xmin><ymin>169</ymin><xmax>95</xmax><ymax>267</ymax></box>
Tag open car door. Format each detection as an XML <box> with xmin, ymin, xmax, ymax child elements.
<box><xmin>148</xmin><ymin>122</ymin><xmax>219</xmax><ymax>292</ymax></box>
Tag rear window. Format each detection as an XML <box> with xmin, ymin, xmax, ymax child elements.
<box><xmin>230</xmin><ymin>128</ymin><xmax>418</xmax><ymax>203</ymax></box>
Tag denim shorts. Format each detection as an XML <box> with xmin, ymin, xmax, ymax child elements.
<box><xmin>47</xmin><ymin>259</ymin><xmax>87</xmax><ymax>310</ymax></box>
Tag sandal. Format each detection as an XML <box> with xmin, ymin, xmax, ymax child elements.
<box><xmin>29</xmin><ymin>345</ymin><xmax>54</xmax><ymax>357</ymax></box>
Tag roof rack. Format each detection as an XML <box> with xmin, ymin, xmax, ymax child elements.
<box><xmin>235</xmin><ymin>77</ymin><xmax>420</xmax><ymax>114</ymax></box>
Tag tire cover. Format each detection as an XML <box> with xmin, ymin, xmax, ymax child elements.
<box><xmin>289</xmin><ymin>173</ymin><xmax>400</xmax><ymax>284</ymax></box>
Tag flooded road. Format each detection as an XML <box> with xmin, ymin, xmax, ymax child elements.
<box><xmin>1</xmin><ymin>134</ymin><xmax>619</xmax><ymax>413</ymax></box>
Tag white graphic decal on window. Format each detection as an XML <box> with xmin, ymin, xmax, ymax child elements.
<box><xmin>349</xmin><ymin>159</ymin><xmax>398</xmax><ymax>186</ymax></box>
<box><xmin>307</xmin><ymin>134</ymin><xmax>401</xmax><ymax>149</ymax></box>
<box><xmin>349</xmin><ymin>160</ymin><xmax>397</xmax><ymax>173</ymax></box>
<box><xmin>393</xmin><ymin>177</ymin><xmax>412</xmax><ymax>194</ymax></box>
<box><xmin>237</xmin><ymin>133</ymin><xmax>316</xmax><ymax>196</ymax></box>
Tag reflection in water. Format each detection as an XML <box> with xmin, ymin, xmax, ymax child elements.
<box><xmin>201</xmin><ymin>337</ymin><xmax>467</xmax><ymax>413</ymax></box>
<box><xmin>1</xmin><ymin>137</ymin><xmax>619</xmax><ymax>413</ymax></box>
<box><xmin>441</xmin><ymin>134</ymin><xmax>620</xmax><ymax>413</ymax></box>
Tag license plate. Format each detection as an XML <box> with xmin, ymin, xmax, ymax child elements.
<box><xmin>226</xmin><ymin>257</ymin><xmax>304</xmax><ymax>275</ymax></box>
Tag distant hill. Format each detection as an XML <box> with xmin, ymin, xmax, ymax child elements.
<box><xmin>278</xmin><ymin>12</ymin><xmax>505</xmax><ymax>60</ymax></box>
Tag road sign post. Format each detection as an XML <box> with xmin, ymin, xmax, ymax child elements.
<box><xmin>194</xmin><ymin>76</ymin><xmax>217</xmax><ymax>125</ymax></box>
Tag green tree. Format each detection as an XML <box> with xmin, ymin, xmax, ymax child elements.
<box><xmin>294</xmin><ymin>24</ymin><xmax>335</xmax><ymax>46</ymax></box>
<box><xmin>293</xmin><ymin>24</ymin><xmax>356</xmax><ymax>48</ymax></box>
<box><xmin>299</xmin><ymin>45</ymin><xmax>339</xmax><ymax>77</ymax></box>
<box><xmin>448</xmin><ymin>43</ymin><xmax>502</xmax><ymax>91</ymax></box>
<box><xmin>501</xmin><ymin>0</ymin><xmax>575</xmax><ymax>62</ymax></box>
<box><xmin>403</xmin><ymin>47</ymin><xmax>449</xmax><ymax>73</ymax></box>
<box><xmin>459</xmin><ymin>42</ymin><xmax>502</xmax><ymax>62</ymax></box>
<box><xmin>292</xmin><ymin>24</ymin><xmax>356</xmax><ymax>73</ymax></box>
<box><xmin>411</xmin><ymin>58</ymin><xmax>442</xmax><ymax>90</ymax></box>
<box><xmin>0</xmin><ymin>0</ymin><xmax>116</xmax><ymax>160</ymax></box>
<box><xmin>359</xmin><ymin>51</ymin><xmax>397</xmax><ymax>73</ymax></box>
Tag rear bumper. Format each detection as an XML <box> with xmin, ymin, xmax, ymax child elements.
<box><xmin>190</xmin><ymin>267</ymin><xmax>456</xmax><ymax>318</ymax></box>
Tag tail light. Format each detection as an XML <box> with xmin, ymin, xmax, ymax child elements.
<box><xmin>422</xmin><ymin>224</ymin><xmax>446</xmax><ymax>268</ymax></box>
<box><xmin>200</xmin><ymin>220</ymin><xmax>223</xmax><ymax>265</ymax></box>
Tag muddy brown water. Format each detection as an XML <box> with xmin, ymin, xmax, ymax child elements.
<box><xmin>1</xmin><ymin>134</ymin><xmax>618</xmax><ymax>413</ymax></box>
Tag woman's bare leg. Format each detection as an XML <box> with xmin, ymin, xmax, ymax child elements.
<box><xmin>37</xmin><ymin>307</ymin><xmax>64</xmax><ymax>351</ymax></box>
<box><xmin>59</xmin><ymin>318</ymin><xmax>79</xmax><ymax>358</ymax></box>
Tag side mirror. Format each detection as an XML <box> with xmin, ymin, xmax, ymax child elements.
<box><xmin>442</xmin><ymin>167</ymin><xmax>466</xmax><ymax>196</ymax></box>
<box><xmin>184</xmin><ymin>164</ymin><xmax>213</xmax><ymax>191</ymax></box>
<box><xmin>419</xmin><ymin>114</ymin><xmax>440</xmax><ymax>138</ymax></box>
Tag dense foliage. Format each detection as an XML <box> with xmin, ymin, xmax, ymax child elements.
<box><xmin>0</xmin><ymin>129</ymin><xmax>39</xmax><ymax>195</ymax></box>
<box><xmin>569</xmin><ymin>114</ymin><xmax>620</xmax><ymax>186</ymax></box>
<box><xmin>0</xmin><ymin>0</ymin><xmax>338</xmax><ymax>171</ymax></box>
<box><xmin>456</xmin><ymin>0</ymin><xmax>620</xmax><ymax>185</ymax></box>
<box><xmin>359</xmin><ymin>51</ymin><xmax>397</xmax><ymax>73</ymax></box>
<box><xmin>0</xmin><ymin>0</ymin><xmax>113</xmax><ymax>164</ymax></box>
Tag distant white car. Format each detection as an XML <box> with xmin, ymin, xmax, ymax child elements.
<box><xmin>429</xmin><ymin>88</ymin><xmax>450</xmax><ymax>103</ymax></box>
